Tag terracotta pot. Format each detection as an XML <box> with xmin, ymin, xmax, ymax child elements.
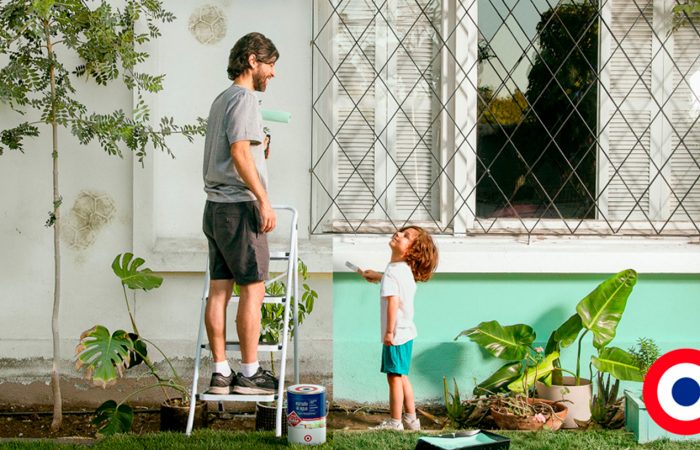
<box><xmin>160</xmin><ymin>398</ymin><xmax>207</xmax><ymax>432</ymax></box>
<box><xmin>490</xmin><ymin>397</ymin><xmax>568</xmax><ymax>431</ymax></box>
<box><xmin>536</xmin><ymin>377</ymin><xmax>592</xmax><ymax>429</ymax></box>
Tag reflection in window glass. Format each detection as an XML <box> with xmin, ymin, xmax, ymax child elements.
<box><xmin>476</xmin><ymin>1</ymin><xmax>598</xmax><ymax>220</ymax></box>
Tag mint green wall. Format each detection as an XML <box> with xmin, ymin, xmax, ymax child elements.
<box><xmin>333</xmin><ymin>273</ymin><xmax>700</xmax><ymax>403</ymax></box>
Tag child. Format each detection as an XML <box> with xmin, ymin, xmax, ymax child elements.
<box><xmin>360</xmin><ymin>226</ymin><xmax>439</xmax><ymax>431</ymax></box>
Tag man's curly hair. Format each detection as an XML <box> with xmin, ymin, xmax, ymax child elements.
<box><xmin>401</xmin><ymin>226</ymin><xmax>438</xmax><ymax>282</ymax></box>
<box><xmin>227</xmin><ymin>32</ymin><xmax>279</xmax><ymax>80</ymax></box>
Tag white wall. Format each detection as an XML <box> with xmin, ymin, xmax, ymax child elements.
<box><xmin>0</xmin><ymin>0</ymin><xmax>331</xmax><ymax>399</ymax></box>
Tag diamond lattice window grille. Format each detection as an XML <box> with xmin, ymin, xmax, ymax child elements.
<box><xmin>311</xmin><ymin>0</ymin><xmax>700</xmax><ymax>236</ymax></box>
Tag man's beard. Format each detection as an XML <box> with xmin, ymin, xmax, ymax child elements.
<box><xmin>253</xmin><ymin>70</ymin><xmax>267</xmax><ymax>92</ymax></box>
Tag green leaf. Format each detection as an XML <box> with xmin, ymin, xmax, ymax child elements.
<box><xmin>507</xmin><ymin>351</ymin><xmax>560</xmax><ymax>393</ymax></box>
<box><xmin>92</xmin><ymin>400</ymin><xmax>133</xmax><ymax>436</ymax></box>
<box><xmin>74</xmin><ymin>326</ymin><xmax>131</xmax><ymax>387</ymax></box>
<box><xmin>456</xmin><ymin>320</ymin><xmax>535</xmax><ymax>360</ymax></box>
<box><xmin>31</xmin><ymin>0</ymin><xmax>55</xmax><ymax>19</ymax></box>
<box><xmin>545</xmin><ymin>313</ymin><xmax>583</xmax><ymax>354</ymax></box>
<box><xmin>576</xmin><ymin>269</ymin><xmax>637</xmax><ymax>349</ymax></box>
<box><xmin>111</xmin><ymin>253</ymin><xmax>162</xmax><ymax>291</ymax></box>
<box><xmin>474</xmin><ymin>361</ymin><xmax>522</xmax><ymax>395</ymax></box>
<box><xmin>592</xmin><ymin>346</ymin><xmax>644</xmax><ymax>382</ymax></box>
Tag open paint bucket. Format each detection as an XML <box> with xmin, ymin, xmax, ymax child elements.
<box><xmin>287</xmin><ymin>384</ymin><xmax>326</xmax><ymax>445</ymax></box>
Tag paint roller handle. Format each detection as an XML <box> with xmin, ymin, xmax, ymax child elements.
<box><xmin>261</xmin><ymin>109</ymin><xmax>291</xmax><ymax>123</ymax></box>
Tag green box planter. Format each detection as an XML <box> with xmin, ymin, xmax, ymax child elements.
<box><xmin>624</xmin><ymin>390</ymin><xmax>700</xmax><ymax>443</ymax></box>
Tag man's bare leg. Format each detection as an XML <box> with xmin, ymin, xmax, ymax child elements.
<box><xmin>205</xmin><ymin>279</ymin><xmax>234</xmax><ymax>363</ymax></box>
<box><xmin>236</xmin><ymin>281</ymin><xmax>265</xmax><ymax>363</ymax></box>
<box><xmin>232</xmin><ymin>280</ymin><xmax>279</xmax><ymax>394</ymax></box>
<box><xmin>204</xmin><ymin>279</ymin><xmax>235</xmax><ymax>393</ymax></box>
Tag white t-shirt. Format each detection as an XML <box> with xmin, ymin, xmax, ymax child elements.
<box><xmin>379</xmin><ymin>261</ymin><xmax>417</xmax><ymax>346</ymax></box>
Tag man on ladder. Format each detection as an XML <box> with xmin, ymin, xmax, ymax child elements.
<box><xmin>201</xmin><ymin>32</ymin><xmax>279</xmax><ymax>396</ymax></box>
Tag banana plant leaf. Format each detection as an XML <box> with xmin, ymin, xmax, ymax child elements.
<box><xmin>545</xmin><ymin>313</ymin><xmax>583</xmax><ymax>354</ymax></box>
<box><xmin>576</xmin><ymin>269</ymin><xmax>637</xmax><ymax>349</ymax></box>
<box><xmin>456</xmin><ymin>320</ymin><xmax>535</xmax><ymax>361</ymax></box>
<box><xmin>112</xmin><ymin>253</ymin><xmax>163</xmax><ymax>291</ymax></box>
<box><xmin>473</xmin><ymin>361</ymin><xmax>522</xmax><ymax>395</ymax></box>
<box><xmin>507</xmin><ymin>351</ymin><xmax>560</xmax><ymax>393</ymax></box>
<box><xmin>92</xmin><ymin>400</ymin><xmax>133</xmax><ymax>436</ymax></box>
<box><xmin>74</xmin><ymin>326</ymin><xmax>132</xmax><ymax>388</ymax></box>
<box><xmin>592</xmin><ymin>346</ymin><xmax>644</xmax><ymax>382</ymax></box>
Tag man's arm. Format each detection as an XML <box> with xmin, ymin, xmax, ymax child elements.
<box><xmin>383</xmin><ymin>295</ymin><xmax>399</xmax><ymax>346</ymax></box>
<box><xmin>230</xmin><ymin>140</ymin><xmax>276</xmax><ymax>232</ymax></box>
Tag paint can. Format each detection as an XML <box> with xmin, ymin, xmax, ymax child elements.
<box><xmin>287</xmin><ymin>384</ymin><xmax>326</xmax><ymax>445</ymax></box>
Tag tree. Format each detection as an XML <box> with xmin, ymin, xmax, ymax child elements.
<box><xmin>524</xmin><ymin>1</ymin><xmax>599</xmax><ymax>217</ymax></box>
<box><xmin>0</xmin><ymin>0</ymin><xmax>205</xmax><ymax>430</ymax></box>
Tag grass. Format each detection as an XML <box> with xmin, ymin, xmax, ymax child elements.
<box><xmin>2</xmin><ymin>429</ymin><xmax>700</xmax><ymax>449</ymax></box>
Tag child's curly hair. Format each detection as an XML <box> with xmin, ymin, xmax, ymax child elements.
<box><xmin>401</xmin><ymin>226</ymin><xmax>439</xmax><ymax>282</ymax></box>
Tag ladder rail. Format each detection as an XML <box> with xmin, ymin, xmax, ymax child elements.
<box><xmin>186</xmin><ymin>205</ymin><xmax>298</xmax><ymax>438</ymax></box>
<box><xmin>185</xmin><ymin>267</ymin><xmax>210</xmax><ymax>435</ymax></box>
<box><xmin>273</xmin><ymin>205</ymin><xmax>297</xmax><ymax>437</ymax></box>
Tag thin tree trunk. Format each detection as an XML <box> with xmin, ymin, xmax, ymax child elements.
<box><xmin>46</xmin><ymin>25</ymin><xmax>62</xmax><ymax>433</ymax></box>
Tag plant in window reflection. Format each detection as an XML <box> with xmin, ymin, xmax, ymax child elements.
<box><xmin>477</xmin><ymin>1</ymin><xmax>599</xmax><ymax>219</ymax></box>
<box><xmin>673</xmin><ymin>0</ymin><xmax>700</xmax><ymax>29</ymax></box>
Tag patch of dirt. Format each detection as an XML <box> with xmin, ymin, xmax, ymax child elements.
<box><xmin>0</xmin><ymin>403</ymin><xmax>445</xmax><ymax>439</ymax></box>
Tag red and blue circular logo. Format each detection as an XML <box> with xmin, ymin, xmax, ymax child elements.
<box><xmin>643</xmin><ymin>348</ymin><xmax>700</xmax><ymax>435</ymax></box>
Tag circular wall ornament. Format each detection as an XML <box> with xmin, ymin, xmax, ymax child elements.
<box><xmin>188</xmin><ymin>5</ymin><xmax>227</xmax><ymax>45</ymax></box>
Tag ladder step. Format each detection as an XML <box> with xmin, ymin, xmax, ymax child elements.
<box><xmin>230</xmin><ymin>295</ymin><xmax>286</xmax><ymax>304</ymax></box>
<box><xmin>197</xmin><ymin>393</ymin><xmax>277</xmax><ymax>402</ymax></box>
<box><xmin>202</xmin><ymin>342</ymin><xmax>282</xmax><ymax>352</ymax></box>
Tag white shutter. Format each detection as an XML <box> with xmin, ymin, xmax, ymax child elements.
<box><xmin>335</xmin><ymin>0</ymin><xmax>377</xmax><ymax>218</ymax></box>
<box><xmin>391</xmin><ymin>0</ymin><xmax>438</xmax><ymax>221</ymax></box>
<box><xmin>605</xmin><ymin>0</ymin><xmax>654</xmax><ymax>220</ymax></box>
<box><xmin>668</xmin><ymin>25</ymin><xmax>700</xmax><ymax>221</ymax></box>
<box><xmin>333</xmin><ymin>0</ymin><xmax>439</xmax><ymax>224</ymax></box>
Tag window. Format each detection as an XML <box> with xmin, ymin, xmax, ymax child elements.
<box><xmin>311</xmin><ymin>0</ymin><xmax>700</xmax><ymax>236</ymax></box>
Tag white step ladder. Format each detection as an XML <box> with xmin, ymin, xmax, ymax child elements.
<box><xmin>186</xmin><ymin>205</ymin><xmax>300</xmax><ymax>437</ymax></box>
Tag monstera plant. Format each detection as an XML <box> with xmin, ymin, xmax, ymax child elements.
<box><xmin>457</xmin><ymin>269</ymin><xmax>644</xmax><ymax>396</ymax></box>
<box><xmin>75</xmin><ymin>253</ymin><xmax>188</xmax><ymax>435</ymax></box>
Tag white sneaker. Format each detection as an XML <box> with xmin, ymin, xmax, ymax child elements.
<box><xmin>402</xmin><ymin>414</ymin><xmax>421</xmax><ymax>431</ymax></box>
<box><xmin>370</xmin><ymin>419</ymin><xmax>404</xmax><ymax>430</ymax></box>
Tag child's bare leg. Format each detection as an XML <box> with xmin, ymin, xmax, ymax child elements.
<box><xmin>401</xmin><ymin>376</ymin><xmax>415</xmax><ymax>415</ymax></box>
<box><xmin>387</xmin><ymin>374</ymin><xmax>403</xmax><ymax>420</ymax></box>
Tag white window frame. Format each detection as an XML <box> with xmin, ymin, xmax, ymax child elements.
<box><xmin>323</xmin><ymin>0</ymin><xmax>700</xmax><ymax>273</ymax></box>
<box><xmin>313</xmin><ymin>0</ymin><xmax>448</xmax><ymax>233</ymax></box>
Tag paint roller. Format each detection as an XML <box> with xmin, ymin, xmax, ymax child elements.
<box><xmin>261</xmin><ymin>109</ymin><xmax>291</xmax><ymax>123</ymax></box>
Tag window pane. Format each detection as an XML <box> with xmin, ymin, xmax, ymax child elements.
<box><xmin>476</xmin><ymin>1</ymin><xmax>598</xmax><ymax>220</ymax></box>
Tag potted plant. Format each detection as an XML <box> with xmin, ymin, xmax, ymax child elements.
<box><xmin>621</xmin><ymin>338</ymin><xmax>698</xmax><ymax>443</ymax></box>
<box><xmin>75</xmin><ymin>253</ymin><xmax>205</xmax><ymax>435</ymax></box>
<box><xmin>457</xmin><ymin>269</ymin><xmax>644</xmax><ymax>429</ymax></box>
<box><xmin>253</xmin><ymin>258</ymin><xmax>318</xmax><ymax>432</ymax></box>
<box><xmin>488</xmin><ymin>393</ymin><xmax>568</xmax><ymax>431</ymax></box>
<box><xmin>537</xmin><ymin>269</ymin><xmax>644</xmax><ymax>428</ymax></box>
<box><xmin>441</xmin><ymin>378</ymin><xmax>491</xmax><ymax>430</ymax></box>
<box><xmin>456</xmin><ymin>321</ymin><xmax>568</xmax><ymax>430</ymax></box>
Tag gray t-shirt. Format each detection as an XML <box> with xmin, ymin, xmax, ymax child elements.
<box><xmin>203</xmin><ymin>84</ymin><xmax>267</xmax><ymax>203</ymax></box>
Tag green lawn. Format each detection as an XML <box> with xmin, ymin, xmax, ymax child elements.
<box><xmin>2</xmin><ymin>429</ymin><xmax>700</xmax><ymax>449</ymax></box>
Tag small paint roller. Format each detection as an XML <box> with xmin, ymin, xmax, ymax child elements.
<box><xmin>261</xmin><ymin>109</ymin><xmax>291</xmax><ymax>123</ymax></box>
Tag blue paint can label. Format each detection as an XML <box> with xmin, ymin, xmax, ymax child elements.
<box><xmin>287</xmin><ymin>384</ymin><xmax>326</xmax><ymax>420</ymax></box>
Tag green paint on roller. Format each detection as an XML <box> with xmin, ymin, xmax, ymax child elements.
<box><xmin>261</xmin><ymin>109</ymin><xmax>291</xmax><ymax>123</ymax></box>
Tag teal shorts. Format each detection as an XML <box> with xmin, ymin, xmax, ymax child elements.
<box><xmin>381</xmin><ymin>340</ymin><xmax>413</xmax><ymax>375</ymax></box>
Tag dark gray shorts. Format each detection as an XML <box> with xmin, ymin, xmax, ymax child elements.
<box><xmin>202</xmin><ymin>200</ymin><xmax>269</xmax><ymax>284</ymax></box>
